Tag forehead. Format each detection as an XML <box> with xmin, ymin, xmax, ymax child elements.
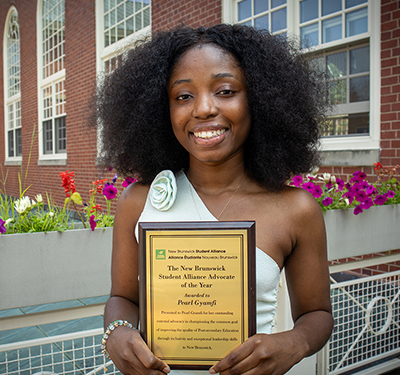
<box><xmin>170</xmin><ymin>44</ymin><xmax>242</xmax><ymax>79</ymax></box>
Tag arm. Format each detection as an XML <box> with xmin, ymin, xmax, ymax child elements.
<box><xmin>210</xmin><ymin>190</ymin><xmax>333</xmax><ymax>375</ymax></box>
<box><xmin>103</xmin><ymin>183</ymin><xmax>170</xmax><ymax>375</ymax></box>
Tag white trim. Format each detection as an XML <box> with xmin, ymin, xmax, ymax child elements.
<box><xmin>3</xmin><ymin>6</ymin><xmax>22</xmax><ymax>162</ymax></box>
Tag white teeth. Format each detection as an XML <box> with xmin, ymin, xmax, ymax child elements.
<box><xmin>193</xmin><ymin>129</ymin><xmax>226</xmax><ymax>139</ymax></box>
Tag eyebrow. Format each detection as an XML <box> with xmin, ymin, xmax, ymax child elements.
<box><xmin>170</xmin><ymin>72</ymin><xmax>239</xmax><ymax>88</ymax></box>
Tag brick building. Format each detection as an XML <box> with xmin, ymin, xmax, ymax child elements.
<box><xmin>0</xmin><ymin>0</ymin><xmax>399</xmax><ymax>207</ymax></box>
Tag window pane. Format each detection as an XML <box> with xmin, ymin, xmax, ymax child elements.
<box><xmin>55</xmin><ymin>116</ymin><xmax>66</xmax><ymax>153</ymax></box>
<box><xmin>254</xmin><ymin>14</ymin><xmax>269</xmax><ymax>30</ymax></box>
<box><xmin>8</xmin><ymin>131</ymin><xmax>14</xmax><ymax>157</ymax></box>
<box><xmin>43</xmin><ymin>120</ymin><xmax>53</xmax><ymax>154</ymax></box>
<box><xmin>329</xmin><ymin>79</ymin><xmax>347</xmax><ymax>104</ymax></box>
<box><xmin>255</xmin><ymin>0</ymin><xmax>268</xmax><ymax>15</ymax></box>
<box><xmin>135</xmin><ymin>12</ymin><xmax>142</xmax><ymax>31</ymax></box>
<box><xmin>346</xmin><ymin>0</ymin><xmax>367</xmax><ymax>8</ymax></box>
<box><xmin>16</xmin><ymin>128</ymin><xmax>22</xmax><ymax>156</ymax></box>
<box><xmin>322</xmin><ymin>15</ymin><xmax>342</xmax><ymax>43</ymax></box>
<box><xmin>322</xmin><ymin>0</ymin><xmax>341</xmax><ymax>16</ymax></box>
<box><xmin>350</xmin><ymin>75</ymin><xmax>369</xmax><ymax>102</ymax></box>
<box><xmin>117</xmin><ymin>22</ymin><xmax>125</xmax><ymax>40</ymax></box>
<box><xmin>326</xmin><ymin>51</ymin><xmax>347</xmax><ymax>77</ymax></box>
<box><xmin>348</xmin><ymin>113</ymin><xmax>369</xmax><ymax>134</ymax></box>
<box><xmin>300</xmin><ymin>0</ymin><xmax>318</xmax><ymax>23</ymax></box>
<box><xmin>126</xmin><ymin>0</ymin><xmax>134</xmax><ymax>16</ymax></box>
<box><xmin>271</xmin><ymin>8</ymin><xmax>286</xmax><ymax>32</ymax></box>
<box><xmin>346</xmin><ymin>7</ymin><xmax>368</xmax><ymax>37</ymax></box>
<box><xmin>117</xmin><ymin>4</ymin><xmax>124</xmax><ymax>23</ymax></box>
<box><xmin>135</xmin><ymin>0</ymin><xmax>142</xmax><ymax>11</ymax></box>
<box><xmin>143</xmin><ymin>7</ymin><xmax>150</xmax><ymax>27</ymax></box>
<box><xmin>126</xmin><ymin>16</ymin><xmax>134</xmax><ymax>36</ymax></box>
<box><xmin>238</xmin><ymin>0</ymin><xmax>251</xmax><ymax>21</ymax></box>
<box><xmin>350</xmin><ymin>46</ymin><xmax>369</xmax><ymax>74</ymax></box>
<box><xmin>300</xmin><ymin>23</ymin><xmax>318</xmax><ymax>48</ymax></box>
<box><xmin>271</xmin><ymin>0</ymin><xmax>286</xmax><ymax>7</ymax></box>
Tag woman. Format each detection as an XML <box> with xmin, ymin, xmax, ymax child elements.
<box><xmin>96</xmin><ymin>24</ymin><xmax>333</xmax><ymax>375</ymax></box>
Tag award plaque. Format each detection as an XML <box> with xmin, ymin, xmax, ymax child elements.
<box><xmin>138</xmin><ymin>221</ymin><xmax>256</xmax><ymax>370</ymax></box>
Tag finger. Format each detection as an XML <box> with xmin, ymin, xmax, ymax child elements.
<box><xmin>131</xmin><ymin>334</ymin><xmax>170</xmax><ymax>373</ymax></box>
<box><xmin>217</xmin><ymin>354</ymin><xmax>259</xmax><ymax>375</ymax></box>
<box><xmin>210</xmin><ymin>341</ymin><xmax>254</xmax><ymax>374</ymax></box>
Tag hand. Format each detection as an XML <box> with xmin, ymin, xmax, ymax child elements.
<box><xmin>209</xmin><ymin>332</ymin><xmax>306</xmax><ymax>375</ymax></box>
<box><xmin>106</xmin><ymin>326</ymin><xmax>170</xmax><ymax>375</ymax></box>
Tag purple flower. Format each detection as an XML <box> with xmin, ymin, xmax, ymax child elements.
<box><xmin>112</xmin><ymin>173</ymin><xmax>118</xmax><ymax>184</ymax></box>
<box><xmin>122</xmin><ymin>176</ymin><xmax>137</xmax><ymax>188</ymax></box>
<box><xmin>292</xmin><ymin>175</ymin><xmax>303</xmax><ymax>187</ymax></box>
<box><xmin>326</xmin><ymin>182</ymin><xmax>333</xmax><ymax>190</ymax></box>
<box><xmin>301</xmin><ymin>181</ymin><xmax>315</xmax><ymax>192</ymax></box>
<box><xmin>361</xmin><ymin>198</ymin><xmax>373</xmax><ymax>210</ymax></box>
<box><xmin>0</xmin><ymin>218</ymin><xmax>6</xmax><ymax>234</ymax></box>
<box><xmin>103</xmin><ymin>183</ymin><xmax>118</xmax><ymax>200</ymax></box>
<box><xmin>374</xmin><ymin>194</ymin><xmax>388</xmax><ymax>206</ymax></box>
<box><xmin>355</xmin><ymin>190</ymin><xmax>368</xmax><ymax>203</ymax></box>
<box><xmin>366</xmin><ymin>185</ymin><xmax>376</xmax><ymax>196</ymax></box>
<box><xmin>387</xmin><ymin>190</ymin><xmax>395</xmax><ymax>199</ymax></box>
<box><xmin>336</xmin><ymin>178</ymin><xmax>345</xmax><ymax>191</ymax></box>
<box><xmin>311</xmin><ymin>184</ymin><xmax>323</xmax><ymax>198</ymax></box>
<box><xmin>89</xmin><ymin>215</ymin><xmax>97</xmax><ymax>231</ymax></box>
<box><xmin>353</xmin><ymin>205</ymin><xmax>363</xmax><ymax>215</ymax></box>
<box><xmin>322</xmin><ymin>197</ymin><xmax>333</xmax><ymax>206</ymax></box>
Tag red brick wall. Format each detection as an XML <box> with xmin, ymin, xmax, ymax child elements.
<box><xmin>152</xmin><ymin>0</ymin><xmax>221</xmax><ymax>31</ymax></box>
<box><xmin>381</xmin><ymin>0</ymin><xmax>400</xmax><ymax>168</ymax></box>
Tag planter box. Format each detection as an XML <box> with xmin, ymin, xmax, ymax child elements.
<box><xmin>0</xmin><ymin>228</ymin><xmax>112</xmax><ymax>311</ymax></box>
<box><xmin>324</xmin><ymin>204</ymin><xmax>400</xmax><ymax>261</ymax></box>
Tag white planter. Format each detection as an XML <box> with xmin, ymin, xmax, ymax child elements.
<box><xmin>324</xmin><ymin>204</ymin><xmax>400</xmax><ymax>261</ymax></box>
<box><xmin>0</xmin><ymin>228</ymin><xmax>113</xmax><ymax>311</ymax></box>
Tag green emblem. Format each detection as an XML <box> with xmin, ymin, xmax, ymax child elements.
<box><xmin>155</xmin><ymin>249</ymin><xmax>166</xmax><ymax>260</ymax></box>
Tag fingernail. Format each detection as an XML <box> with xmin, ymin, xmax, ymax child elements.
<box><xmin>209</xmin><ymin>368</ymin><xmax>216</xmax><ymax>374</ymax></box>
<box><xmin>163</xmin><ymin>366</ymin><xmax>170</xmax><ymax>374</ymax></box>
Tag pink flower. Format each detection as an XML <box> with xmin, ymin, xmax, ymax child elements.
<box><xmin>292</xmin><ymin>175</ymin><xmax>303</xmax><ymax>187</ymax></box>
<box><xmin>361</xmin><ymin>198</ymin><xmax>373</xmax><ymax>210</ymax></box>
<box><xmin>89</xmin><ymin>215</ymin><xmax>97</xmax><ymax>231</ymax></box>
<box><xmin>387</xmin><ymin>190</ymin><xmax>395</xmax><ymax>199</ymax></box>
<box><xmin>0</xmin><ymin>218</ymin><xmax>6</xmax><ymax>234</ymax></box>
<box><xmin>336</xmin><ymin>178</ymin><xmax>344</xmax><ymax>191</ymax></box>
<box><xmin>103</xmin><ymin>183</ymin><xmax>118</xmax><ymax>200</ymax></box>
<box><xmin>122</xmin><ymin>176</ymin><xmax>137</xmax><ymax>188</ymax></box>
<box><xmin>353</xmin><ymin>205</ymin><xmax>363</xmax><ymax>215</ymax></box>
<box><xmin>301</xmin><ymin>181</ymin><xmax>315</xmax><ymax>192</ymax></box>
<box><xmin>355</xmin><ymin>190</ymin><xmax>368</xmax><ymax>203</ymax></box>
<box><xmin>311</xmin><ymin>185</ymin><xmax>323</xmax><ymax>198</ymax></box>
<box><xmin>374</xmin><ymin>195</ymin><xmax>387</xmax><ymax>206</ymax></box>
<box><xmin>322</xmin><ymin>197</ymin><xmax>333</xmax><ymax>206</ymax></box>
<box><xmin>366</xmin><ymin>185</ymin><xmax>376</xmax><ymax>196</ymax></box>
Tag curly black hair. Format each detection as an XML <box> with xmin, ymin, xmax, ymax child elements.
<box><xmin>94</xmin><ymin>24</ymin><xmax>328</xmax><ymax>190</ymax></box>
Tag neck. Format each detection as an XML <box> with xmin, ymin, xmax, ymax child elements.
<box><xmin>186</xmin><ymin>154</ymin><xmax>247</xmax><ymax>193</ymax></box>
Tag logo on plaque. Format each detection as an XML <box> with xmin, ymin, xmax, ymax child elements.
<box><xmin>155</xmin><ymin>249</ymin><xmax>166</xmax><ymax>260</ymax></box>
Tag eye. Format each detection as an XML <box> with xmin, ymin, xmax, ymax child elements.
<box><xmin>218</xmin><ymin>89</ymin><xmax>235</xmax><ymax>96</ymax></box>
<box><xmin>176</xmin><ymin>94</ymin><xmax>191</xmax><ymax>101</ymax></box>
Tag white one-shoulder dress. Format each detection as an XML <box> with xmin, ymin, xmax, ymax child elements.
<box><xmin>135</xmin><ymin>170</ymin><xmax>281</xmax><ymax>375</ymax></box>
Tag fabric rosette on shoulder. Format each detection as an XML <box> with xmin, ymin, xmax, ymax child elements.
<box><xmin>149</xmin><ymin>170</ymin><xmax>177</xmax><ymax>211</ymax></box>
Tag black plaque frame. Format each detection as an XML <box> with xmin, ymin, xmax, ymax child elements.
<box><xmin>138</xmin><ymin>221</ymin><xmax>256</xmax><ymax>370</ymax></box>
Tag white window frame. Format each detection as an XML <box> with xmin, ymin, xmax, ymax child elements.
<box><xmin>95</xmin><ymin>0</ymin><xmax>151</xmax><ymax>76</ymax></box>
<box><xmin>3</xmin><ymin>6</ymin><xmax>22</xmax><ymax>164</ymax></box>
<box><xmin>37</xmin><ymin>0</ymin><xmax>67</xmax><ymax>164</ymax></box>
<box><xmin>222</xmin><ymin>0</ymin><xmax>380</xmax><ymax>163</ymax></box>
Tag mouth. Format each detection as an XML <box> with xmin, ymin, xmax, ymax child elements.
<box><xmin>192</xmin><ymin>129</ymin><xmax>227</xmax><ymax>139</ymax></box>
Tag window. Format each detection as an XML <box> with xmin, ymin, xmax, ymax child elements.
<box><xmin>97</xmin><ymin>0</ymin><xmax>151</xmax><ymax>75</ymax></box>
<box><xmin>236</xmin><ymin>0</ymin><xmax>287</xmax><ymax>35</ymax></box>
<box><xmin>4</xmin><ymin>8</ymin><xmax>22</xmax><ymax>160</ymax></box>
<box><xmin>300</xmin><ymin>0</ymin><xmax>368</xmax><ymax>48</ymax></box>
<box><xmin>38</xmin><ymin>0</ymin><xmax>66</xmax><ymax>158</ymax></box>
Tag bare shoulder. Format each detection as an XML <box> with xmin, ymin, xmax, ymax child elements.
<box><xmin>281</xmin><ymin>185</ymin><xmax>323</xmax><ymax>217</ymax></box>
<box><xmin>114</xmin><ymin>182</ymin><xmax>150</xmax><ymax>227</ymax></box>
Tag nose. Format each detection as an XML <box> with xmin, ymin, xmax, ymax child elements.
<box><xmin>192</xmin><ymin>92</ymin><xmax>218</xmax><ymax>119</ymax></box>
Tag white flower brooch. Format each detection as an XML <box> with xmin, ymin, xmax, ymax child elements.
<box><xmin>149</xmin><ymin>170</ymin><xmax>177</xmax><ymax>211</ymax></box>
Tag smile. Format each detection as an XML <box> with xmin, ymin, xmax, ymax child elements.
<box><xmin>193</xmin><ymin>129</ymin><xmax>226</xmax><ymax>139</ymax></box>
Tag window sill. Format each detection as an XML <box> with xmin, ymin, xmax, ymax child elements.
<box><xmin>4</xmin><ymin>160</ymin><xmax>22</xmax><ymax>166</ymax></box>
<box><xmin>38</xmin><ymin>158</ymin><xmax>67</xmax><ymax>166</ymax></box>
<box><xmin>320</xmin><ymin>149</ymin><xmax>379</xmax><ymax>166</ymax></box>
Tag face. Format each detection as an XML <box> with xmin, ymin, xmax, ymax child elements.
<box><xmin>168</xmin><ymin>44</ymin><xmax>251</xmax><ymax>166</ymax></box>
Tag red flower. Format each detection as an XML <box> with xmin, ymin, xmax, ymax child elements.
<box><xmin>59</xmin><ymin>170</ymin><xmax>77</xmax><ymax>197</ymax></box>
<box><xmin>373</xmin><ymin>162</ymin><xmax>383</xmax><ymax>170</ymax></box>
<box><xmin>90</xmin><ymin>204</ymin><xmax>102</xmax><ymax>213</ymax></box>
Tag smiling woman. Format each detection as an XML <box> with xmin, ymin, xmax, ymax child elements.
<box><xmin>93</xmin><ymin>24</ymin><xmax>333</xmax><ymax>375</ymax></box>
